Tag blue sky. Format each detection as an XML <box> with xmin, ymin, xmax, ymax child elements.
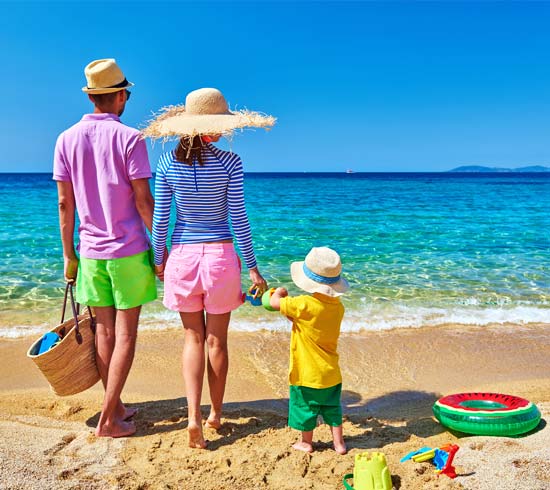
<box><xmin>1</xmin><ymin>1</ymin><xmax>549</xmax><ymax>172</ymax></box>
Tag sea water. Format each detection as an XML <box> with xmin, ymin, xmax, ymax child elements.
<box><xmin>1</xmin><ymin>172</ymin><xmax>549</xmax><ymax>338</ymax></box>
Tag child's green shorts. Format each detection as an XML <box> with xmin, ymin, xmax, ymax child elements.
<box><xmin>289</xmin><ymin>383</ymin><xmax>342</xmax><ymax>431</ymax></box>
<box><xmin>76</xmin><ymin>249</ymin><xmax>157</xmax><ymax>309</ymax></box>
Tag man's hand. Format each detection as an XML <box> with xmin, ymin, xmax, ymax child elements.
<box><xmin>64</xmin><ymin>256</ymin><xmax>79</xmax><ymax>282</ymax></box>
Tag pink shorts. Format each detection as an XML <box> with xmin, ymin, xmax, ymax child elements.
<box><xmin>163</xmin><ymin>243</ymin><xmax>243</xmax><ymax>314</ymax></box>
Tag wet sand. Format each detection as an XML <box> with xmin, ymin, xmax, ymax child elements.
<box><xmin>1</xmin><ymin>323</ymin><xmax>550</xmax><ymax>489</ymax></box>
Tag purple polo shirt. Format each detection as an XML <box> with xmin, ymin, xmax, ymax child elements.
<box><xmin>53</xmin><ymin>113</ymin><xmax>152</xmax><ymax>259</ymax></box>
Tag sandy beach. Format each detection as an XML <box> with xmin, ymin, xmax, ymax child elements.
<box><xmin>1</xmin><ymin>322</ymin><xmax>550</xmax><ymax>490</ymax></box>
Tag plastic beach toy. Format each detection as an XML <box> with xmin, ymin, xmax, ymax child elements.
<box><xmin>400</xmin><ymin>444</ymin><xmax>459</xmax><ymax>479</ymax></box>
<box><xmin>37</xmin><ymin>332</ymin><xmax>61</xmax><ymax>355</ymax></box>
<box><xmin>261</xmin><ymin>288</ymin><xmax>277</xmax><ymax>311</ymax></box>
<box><xmin>343</xmin><ymin>451</ymin><xmax>392</xmax><ymax>490</ymax></box>
<box><xmin>244</xmin><ymin>285</ymin><xmax>263</xmax><ymax>306</ymax></box>
<box><xmin>434</xmin><ymin>444</ymin><xmax>459</xmax><ymax>479</ymax></box>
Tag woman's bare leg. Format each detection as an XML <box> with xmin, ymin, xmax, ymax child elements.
<box><xmin>204</xmin><ymin>312</ymin><xmax>231</xmax><ymax>429</ymax></box>
<box><xmin>180</xmin><ymin>311</ymin><xmax>207</xmax><ymax>448</ymax></box>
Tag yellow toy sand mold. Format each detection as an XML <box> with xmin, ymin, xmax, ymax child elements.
<box><xmin>343</xmin><ymin>451</ymin><xmax>392</xmax><ymax>490</ymax></box>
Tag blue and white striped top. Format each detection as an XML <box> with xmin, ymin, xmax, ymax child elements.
<box><xmin>151</xmin><ymin>143</ymin><xmax>257</xmax><ymax>269</ymax></box>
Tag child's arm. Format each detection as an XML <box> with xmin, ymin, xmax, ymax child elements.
<box><xmin>269</xmin><ymin>287</ymin><xmax>288</xmax><ymax>311</ymax></box>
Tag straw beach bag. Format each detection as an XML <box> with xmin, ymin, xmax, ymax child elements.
<box><xmin>27</xmin><ymin>282</ymin><xmax>100</xmax><ymax>396</ymax></box>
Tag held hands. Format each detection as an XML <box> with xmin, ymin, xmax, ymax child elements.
<box><xmin>155</xmin><ymin>247</ymin><xmax>169</xmax><ymax>282</ymax></box>
<box><xmin>155</xmin><ymin>264</ymin><xmax>165</xmax><ymax>282</ymax></box>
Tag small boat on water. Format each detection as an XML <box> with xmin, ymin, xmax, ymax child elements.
<box><xmin>346</xmin><ymin>169</ymin><xmax>354</xmax><ymax>174</ymax></box>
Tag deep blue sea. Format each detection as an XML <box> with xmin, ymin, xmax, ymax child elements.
<box><xmin>1</xmin><ymin>172</ymin><xmax>549</xmax><ymax>338</ymax></box>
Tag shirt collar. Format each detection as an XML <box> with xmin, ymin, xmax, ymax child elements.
<box><xmin>312</xmin><ymin>292</ymin><xmax>341</xmax><ymax>304</ymax></box>
<box><xmin>81</xmin><ymin>113</ymin><xmax>121</xmax><ymax>122</ymax></box>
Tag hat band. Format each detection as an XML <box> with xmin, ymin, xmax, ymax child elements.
<box><xmin>87</xmin><ymin>78</ymin><xmax>129</xmax><ymax>90</ymax></box>
<box><xmin>303</xmin><ymin>263</ymin><xmax>340</xmax><ymax>285</ymax></box>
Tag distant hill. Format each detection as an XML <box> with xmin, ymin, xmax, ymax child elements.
<box><xmin>449</xmin><ymin>165</ymin><xmax>550</xmax><ymax>173</ymax></box>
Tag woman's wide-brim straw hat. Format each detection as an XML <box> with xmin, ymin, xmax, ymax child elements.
<box><xmin>142</xmin><ymin>88</ymin><xmax>276</xmax><ymax>139</ymax></box>
<box><xmin>290</xmin><ymin>247</ymin><xmax>349</xmax><ymax>298</ymax></box>
<box><xmin>82</xmin><ymin>58</ymin><xmax>134</xmax><ymax>94</ymax></box>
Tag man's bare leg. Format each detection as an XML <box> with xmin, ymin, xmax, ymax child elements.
<box><xmin>95</xmin><ymin>306</ymin><xmax>141</xmax><ymax>437</ymax></box>
<box><xmin>94</xmin><ymin>307</ymin><xmax>136</xmax><ymax>422</ymax></box>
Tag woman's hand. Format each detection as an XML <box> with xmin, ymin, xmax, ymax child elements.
<box><xmin>248</xmin><ymin>267</ymin><xmax>268</xmax><ymax>298</ymax></box>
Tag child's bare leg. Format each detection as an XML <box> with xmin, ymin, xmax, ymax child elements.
<box><xmin>292</xmin><ymin>430</ymin><xmax>314</xmax><ymax>453</ymax></box>
<box><xmin>330</xmin><ymin>425</ymin><xmax>347</xmax><ymax>454</ymax></box>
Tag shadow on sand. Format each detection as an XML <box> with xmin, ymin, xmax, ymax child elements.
<box><xmin>85</xmin><ymin>389</ymin><xmax>447</xmax><ymax>450</ymax></box>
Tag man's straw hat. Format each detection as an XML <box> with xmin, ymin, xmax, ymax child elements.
<box><xmin>82</xmin><ymin>59</ymin><xmax>133</xmax><ymax>94</ymax></box>
<box><xmin>142</xmin><ymin>88</ymin><xmax>275</xmax><ymax>139</ymax></box>
<box><xmin>290</xmin><ymin>247</ymin><xmax>349</xmax><ymax>298</ymax></box>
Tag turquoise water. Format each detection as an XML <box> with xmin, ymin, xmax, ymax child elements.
<box><xmin>1</xmin><ymin>172</ymin><xmax>549</xmax><ymax>337</ymax></box>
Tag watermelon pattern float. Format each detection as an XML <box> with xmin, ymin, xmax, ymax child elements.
<box><xmin>433</xmin><ymin>393</ymin><xmax>541</xmax><ymax>436</ymax></box>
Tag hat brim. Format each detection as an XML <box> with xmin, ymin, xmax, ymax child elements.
<box><xmin>141</xmin><ymin>104</ymin><xmax>276</xmax><ymax>139</ymax></box>
<box><xmin>82</xmin><ymin>81</ymin><xmax>134</xmax><ymax>94</ymax></box>
<box><xmin>290</xmin><ymin>261</ymin><xmax>349</xmax><ymax>298</ymax></box>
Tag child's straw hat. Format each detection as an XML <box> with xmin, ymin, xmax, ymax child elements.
<box><xmin>82</xmin><ymin>59</ymin><xmax>133</xmax><ymax>94</ymax></box>
<box><xmin>142</xmin><ymin>88</ymin><xmax>276</xmax><ymax>139</ymax></box>
<box><xmin>291</xmin><ymin>247</ymin><xmax>349</xmax><ymax>297</ymax></box>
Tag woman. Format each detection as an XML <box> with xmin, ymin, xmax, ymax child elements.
<box><xmin>143</xmin><ymin>88</ymin><xmax>275</xmax><ymax>448</ymax></box>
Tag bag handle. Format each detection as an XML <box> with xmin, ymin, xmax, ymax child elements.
<box><xmin>59</xmin><ymin>282</ymin><xmax>95</xmax><ymax>343</ymax></box>
<box><xmin>342</xmin><ymin>474</ymin><xmax>354</xmax><ymax>490</ymax></box>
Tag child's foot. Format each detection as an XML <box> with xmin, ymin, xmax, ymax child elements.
<box><xmin>95</xmin><ymin>420</ymin><xmax>136</xmax><ymax>438</ymax></box>
<box><xmin>292</xmin><ymin>441</ymin><xmax>314</xmax><ymax>453</ymax></box>
<box><xmin>334</xmin><ymin>441</ymin><xmax>347</xmax><ymax>455</ymax></box>
<box><xmin>187</xmin><ymin>423</ymin><xmax>207</xmax><ymax>449</ymax></box>
<box><xmin>204</xmin><ymin>417</ymin><xmax>222</xmax><ymax>430</ymax></box>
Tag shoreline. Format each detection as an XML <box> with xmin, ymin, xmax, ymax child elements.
<box><xmin>1</xmin><ymin>323</ymin><xmax>550</xmax><ymax>489</ymax></box>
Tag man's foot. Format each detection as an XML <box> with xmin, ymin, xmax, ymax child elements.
<box><xmin>292</xmin><ymin>441</ymin><xmax>314</xmax><ymax>453</ymax></box>
<box><xmin>188</xmin><ymin>423</ymin><xmax>207</xmax><ymax>449</ymax></box>
<box><xmin>204</xmin><ymin>417</ymin><xmax>222</xmax><ymax>430</ymax></box>
<box><xmin>334</xmin><ymin>441</ymin><xmax>347</xmax><ymax>455</ymax></box>
<box><xmin>95</xmin><ymin>420</ymin><xmax>136</xmax><ymax>438</ymax></box>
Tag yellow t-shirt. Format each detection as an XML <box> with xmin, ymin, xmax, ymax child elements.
<box><xmin>280</xmin><ymin>293</ymin><xmax>344</xmax><ymax>389</ymax></box>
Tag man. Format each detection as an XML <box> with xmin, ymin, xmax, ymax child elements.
<box><xmin>53</xmin><ymin>59</ymin><xmax>156</xmax><ymax>438</ymax></box>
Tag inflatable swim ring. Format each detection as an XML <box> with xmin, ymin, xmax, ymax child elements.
<box><xmin>433</xmin><ymin>393</ymin><xmax>541</xmax><ymax>436</ymax></box>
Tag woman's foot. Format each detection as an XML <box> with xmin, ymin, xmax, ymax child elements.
<box><xmin>204</xmin><ymin>416</ymin><xmax>222</xmax><ymax>430</ymax></box>
<box><xmin>122</xmin><ymin>406</ymin><xmax>139</xmax><ymax>421</ymax></box>
<box><xmin>187</xmin><ymin>423</ymin><xmax>207</xmax><ymax>449</ymax></box>
<box><xmin>95</xmin><ymin>419</ymin><xmax>136</xmax><ymax>438</ymax></box>
<box><xmin>115</xmin><ymin>401</ymin><xmax>138</xmax><ymax>421</ymax></box>
<box><xmin>292</xmin><ymin>441</ymin><xmax>314</xmax><ymax>453</ymax></box>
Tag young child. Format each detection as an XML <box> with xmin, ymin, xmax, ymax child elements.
<box><xmin>269</xmin><ymin>246</ymin><xmax>349</xmax><ymax>454</ymax></box>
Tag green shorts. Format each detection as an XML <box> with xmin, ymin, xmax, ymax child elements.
<box><xmin>288</xmin><ymin>383</ymin><xmax>342</xmax><ymax>431</ymax></box>
<box><xmin>76</xmin><ymin>249</ymin><xmax>157</xmax><ymax>309</ymax></box>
